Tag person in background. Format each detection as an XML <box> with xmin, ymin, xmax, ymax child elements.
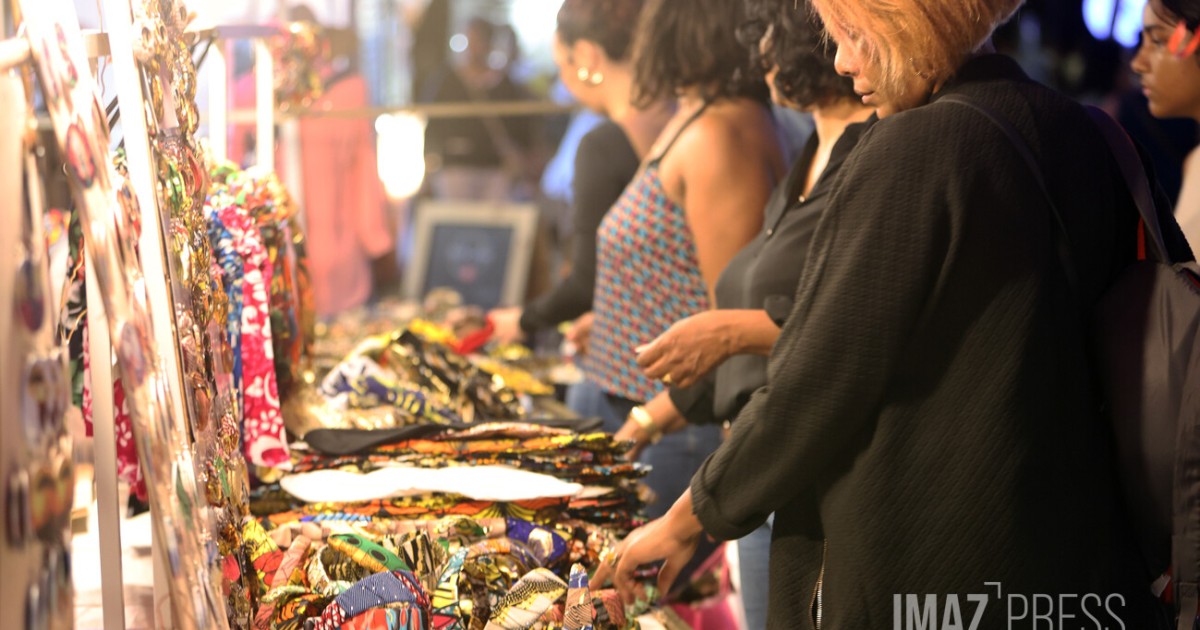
<box><xmin>1133</xmin><ymin>0</ymin><xmax>1200</xmax><ymax>247</ymax></box>
<box><xmin>278</xmin><ymin>6</ymin><xmax>394</xmax><ymax>318</ymax></box>
<box><xmin>581</xmin><ymin>0</ymin><xmax>786</xmax><ymax>523</ymax></box>
<box><xmin>598</xmin><ymin>0</ymin><xmax>1193</xmax><ymax>626</ymax></box>
<box><xmin>488</xmin><ymin>0</ymin><xmax>673</xmax><ymax>349</ymax></box>
<box><xmin>607</xmin><ymin>1</ymin><xmax>872</xmax><ymax>626</ymax></box>
<box><xmin>419</xmin><ymin>16</ymin><xmax>539</xmax><ymax>202</ymax></box>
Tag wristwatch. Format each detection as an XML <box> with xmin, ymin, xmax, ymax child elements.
<box><xmin>629</xmin><ymin>406</ymin><xmax>662</xmax><ymax>444</ymax></box>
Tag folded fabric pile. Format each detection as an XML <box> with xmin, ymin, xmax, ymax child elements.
<box><xmin>241</xmin><ymin>513</ymin><xmax>645</xmax><ymax>629</ymax></box>
<box><xmin>266</xmin><ymin>422</ymin><xmax>646</xmax><ymax>532</ymax></box>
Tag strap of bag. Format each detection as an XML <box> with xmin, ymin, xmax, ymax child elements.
<box><xmin>1083</xmin><ymin>107</ymin><xmax>1173</xmax><ymax>264</ymax></box>
<box><xmin>936</xmin><ymin>94</ymin><xmax>1082</xmax><ymax>299</ymax></box>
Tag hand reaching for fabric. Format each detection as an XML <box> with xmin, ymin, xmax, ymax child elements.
<box><xmin>565</xmin><ymin>312</ymin><xmax>595</xmax><ymax>356</ymax></box>
<box><xmin>614</xmin><ymin>420</ymin><xmax>649</xmax><ymax>462</ymax></box>
<box><xmin>488</xmin><ymin>307</ymin><xmax>525</xmax><ymax>345</ymax></box>
<box><xmin>592</xmin><ymin>490</ymin><xmax>704</xmax><ymax>606</ymax></box>
<box><xmin>635</xmin><ymin>311</ymin><xmax>733</xmax><ymax>388</ymax></box>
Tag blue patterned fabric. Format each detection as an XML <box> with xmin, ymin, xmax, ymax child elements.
<box><xmin>208</xmin><ymin>212</ymin><xmax>245</xmax><ymax>406</ymax></box>
<box><xmin>585</xmin><ymin>164</ymin><xmax>711</xmax><ymax>402</ymax></box>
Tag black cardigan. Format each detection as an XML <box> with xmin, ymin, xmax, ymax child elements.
<box><xmin>690</xmin><ymin>55</ymin><xmax>1192</xmax><ymax>629</ymax></box>
<box><xmin>520</xmin><ymin>121</ymin><xmax>638</xmax><ymax>333</ymax></box>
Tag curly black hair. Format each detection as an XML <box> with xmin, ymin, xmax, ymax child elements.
<box><xmin>1157</xmin><ymin>0</ymin><xmax>1200</xmax><ymax>30</ymax></box>
<box><xmin>736</xmin><ymin>0</ymin><xmax>858</xmax><ymax>108</ymax></box>
<box><xmin>629</xmin><ymin>0</ymin><xmax>770</xmax><ymax>107</ymax></box>
<box><xmin>556</xmin><ymin>0</ymin><xmax>645</xmax><ymax>62</ymax></box>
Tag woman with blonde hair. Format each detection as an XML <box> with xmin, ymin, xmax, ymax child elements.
<box><xmin>599</xmin><ymin>0</ymin><xmax>1194</xmax><ymax>627</ymax></box>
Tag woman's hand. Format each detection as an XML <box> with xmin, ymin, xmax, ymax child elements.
<box><xmin>565</xmin><ymin>312</ymin><xmax>595</xmax><ymax>356</ymax></box>
<box><xmin>487</xmin><ymin>307</ymin><xmax>525</xmax><ymax>345</ymax></box>
<box><xmin>614</xmin><ymin>418</ymin><xmax>650</xmax><ymax>461</ymax></box>
<box><xmin>592</xmin><ymin>490</ymin><xmax>704</xmax><ymax>605</ymax></box>
<box><xmin>636</xmin><ymin>311</ymin><xmax>732</xmax><ymax>387</ymax></box>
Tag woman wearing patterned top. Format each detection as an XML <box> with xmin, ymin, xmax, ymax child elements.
<box><xmin>582</xmin><ymin>0</ymin><xmax>787</xmax><ymax>520</ymax></box>
<box><xmin>488</xmin><ymin>0</ymin><xmax>674</xmax><ymax>345</ymax></box>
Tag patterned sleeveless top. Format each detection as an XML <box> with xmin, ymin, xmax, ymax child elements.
<box><xmin>584</xmin><ymin>104</ymin><xmax>712</xmax><ymax>402</ymax></box>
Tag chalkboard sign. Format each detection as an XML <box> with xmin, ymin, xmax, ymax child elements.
<box><xmin>403</xmin><ymin>201</ymin><xmax>538</xmax><ymax>309</ymax></box>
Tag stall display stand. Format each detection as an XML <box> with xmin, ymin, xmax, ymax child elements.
<box><xmin>0</xmin><ymin>58</ymin><xmax>76</xmax><ymax>630</ymax></box>
<box><xmin>19</xmin><ymin>0</ymin><xmax>228</xmax><ymax>627</ymax></box>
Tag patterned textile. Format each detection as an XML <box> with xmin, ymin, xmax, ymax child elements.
<box><xmin>112</xmin><ymin>380</ymin><xmax>146</xmax><ymax>500</ymax></box>
<box><xmin>264</xmin><ymin>496</ymin><xmax>570</xmax><ymax>527</ymax></box>
<box><xmin>272</xmin><ymin>592</ymin><xmax>328</xmax><ymax>630</ymax></box>
<box><xmin>503</xmin><ymin>517</ymin><xmax>568</xmax><ymax>568</ymax></box>
<box><xmin>330</xmin><ymin>533</ymin><xmax>409</xmax><ymax>573</ymax></box>
<box><xmin>218</xmin><ymin>204</ymin><xmax>290</xmax><ymax>469</ymax></box>
<box><xmin>312</xmin><ymin>570</ymin><xmax>431</xmax><ymax>630</ymax></box>
<box><xmin>585</xmin><ymin>162</ymin><xmax>711</xmax><ymax>402</ymax></box>
<box><xmin>208</xmin><ymin>211</ymin><xmax>245</xmax><ymax>406</ymax></box>
<box><xmin>564</xmin><ymin>564</ymin><xmax>594</xmax><ymax>630</ymax></box>
<box><xmin>483</xmin><ymin>568</ymin><xmax>568</xmax><ymax>630</ymax></box>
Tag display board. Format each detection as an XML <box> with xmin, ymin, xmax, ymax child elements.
<box><xmin>19</xmin><ymin>1</ymin><xmax>227</xmax><ymax>627</ymax></box>
<box><xmin>403</xmin><ymin>200</ymin><xmax>538</xmax><ymax>310</ymax></box>
<box><xmin>0</xmin><ymin>65</ymin><xmax>75</xmax><ymax>630</ymax></box>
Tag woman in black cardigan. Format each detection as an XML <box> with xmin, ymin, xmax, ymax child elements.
<box><xmin>606</xmin><ymin>1</ymin><xmax>872</xmax><ymax>626</ymax></box>
<box><xmin>597</xmin><ymin>0</ymin><xmax>1195</xmax><ymax>627</ymax></box>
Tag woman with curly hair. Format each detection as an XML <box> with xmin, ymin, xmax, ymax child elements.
<box><xmin>1133</xmin><ymin>0</ymin><xmax>1200</xmax><ymax>248</ymax></box>
<box><xmin>601</xmin><ymin>0</ymin><xmax>1193</xmax><ymax>626</ymax></box>
<box><xmin>604</xmin><ymin>0</ymin><xmax>872</xmax><ymax>625</ymax></box>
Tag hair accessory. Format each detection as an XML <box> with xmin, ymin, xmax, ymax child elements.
<box><xmin>1168</xmin><ymin>20</ymin><xmax>1200</xmax><ymax>58</ymax></box>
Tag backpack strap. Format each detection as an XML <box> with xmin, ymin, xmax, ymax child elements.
<box><xmin>936</xmin><ymin>94</ymin><xmax>1082</xmax><ymax>300</ymax></box>
<box><xmin>1083</xmin><ymin>107</ymin><xmax>1174</xmax><ymax>265</ymax></box>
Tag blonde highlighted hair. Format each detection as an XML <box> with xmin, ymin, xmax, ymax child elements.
<box><xmin>810</xmin><ymin>0</ymin><xmax>1024</xmax><ymax>95</ymax></box>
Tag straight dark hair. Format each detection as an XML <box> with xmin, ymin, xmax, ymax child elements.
<box><xmin>629</xmin><ymin>0</ymin><xmax>769</xmax><ymax>107</ymax></box>
<box><xmin>1157</xmin><ymin>0</ymin><xmax>1200</xmax><ymax>30</ymax></box>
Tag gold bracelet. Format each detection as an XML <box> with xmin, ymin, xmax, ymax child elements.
<box><xmin>629</xmin><ymin>406</ymin><xmax>662</xmax><ymax>444</ymax></box>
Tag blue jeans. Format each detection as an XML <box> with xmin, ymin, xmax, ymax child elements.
<box><xmin>564</xmin><ymin>378</ymin><xmax>623</xmax><ymax>429</ymax></box>
<box><xmin>737</xmin><ymin>515</ymin><xmax>773</xmax><ymax>630</ymax></box>
<box><xmin>602</xmin><ymin>394</ymin><xmax>723</xmax><ymax>520</ymax></box>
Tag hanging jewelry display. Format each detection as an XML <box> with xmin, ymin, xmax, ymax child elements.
<box><xmin>274</xmin><ymin>20</ymin><xmax>325</xmax><ymax>112</ymax></box>
<box><xmin>128</xmin><ymin>0</ymin><xmax>256</xmax><ymax>626</ymax></box>
<box><xmin>20</xmin><ymin>1</ymin><xmax>228</xmax><ymax>627</ymax></box>
<box><xmin>0</xmin><ymin>57</ymin><xmax>75</xmax><ymax>630</ymax></box>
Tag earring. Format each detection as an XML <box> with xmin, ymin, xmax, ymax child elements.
<box><xmin>577</xmin><ymin>68</ymin><xmax>604</xmax><ymax>85</ymax></box>
<box><xmin>1168</xmin><ymin>20</ymin><xmax>1200</xmax><ymax>58</ymax></box>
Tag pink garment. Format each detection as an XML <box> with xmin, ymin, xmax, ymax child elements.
<box><xmin>230</xmin><ymin>72</ymin><xmax>391</xmax><ymax>318</ymax></box>
<box><xmin>298</xmin><ymin>76</ymin><xmax>392</xmax><ymax>317</ymax></box>
<box><xmin>218</xmin><ymin>205</ymin><xmax>290</xmax><ymax>469</ymax></box>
